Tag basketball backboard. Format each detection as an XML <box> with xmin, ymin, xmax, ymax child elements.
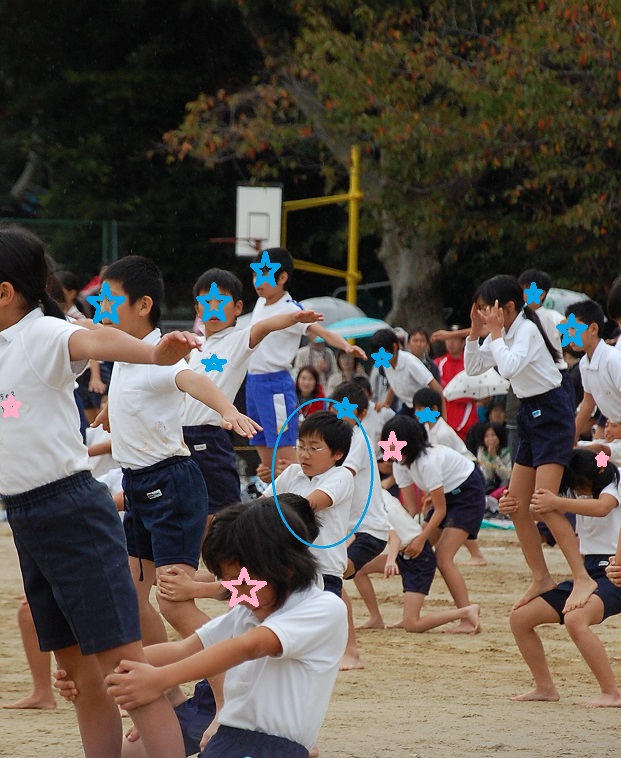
<box><xmin>235</xmin><ymin>184</ymin><xmax>283</xmax><ymax>258</ymax></box>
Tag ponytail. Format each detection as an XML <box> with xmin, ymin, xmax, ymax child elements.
<box><xmin>40</xmin><ymin>290</ymin><xmax>66</xmax><ymax>320</ymax></box>
<box><xmin>521</xmin><ymin>306</ymin><xmax>561</xmax><ymax>363</ymax></box>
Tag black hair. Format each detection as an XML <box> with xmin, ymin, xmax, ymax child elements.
<box><xmin>0</xmin><ymin>224</ymin><xmax>66</xmax><ymax>319</ymax></box>
<box><xmin>335</xmin><ymin>348</ymin><xmax>364</xmax><ymax>372</ymax></box>
<box><xmin>408</xmin><ymin>326</ymin><xmax>430</xmax><ymax>342</ymax></box>
<box><xmin>193</xmin><ymin>268</ymin><xmax>243</xmax><ymax>303</ymax></box>
<box><xmin>517</xmin><ymin>269</ymin><xmax>553</xmax><ymax>293</ymax></box>
<box><xmin>351</xmin><ymin>375</ymin><xmax>372</xmax><ymax>396</ymax></box>
<box><xmin>488</xmin><ymin>398</ymin><xmax>506</xmax><ymax>411</ymax></box>
<box><xmin>56</xmin><ymin>269</ymin><xmax>80</xmax><ymax>292</ymax></box>
<box><xmin>559</xmin><ymin>449</ymin><xmax>620</xmax><ymax>499</ymax></box>
<box><xmin>369</xmin><ymin>328</ymin><xmax>399</xmax><ymax>355</ymax></box>
<box><xmin>104</xmin><ymin>255</ymin><xmax>164</xmax><ymax>327</ymax></box>
<box><xmin>607</xmin><ymin>275</ymin><xmax>621</xmax><ymax>321</ymax></box>
<box><xmin>253</xmin><ymin>247</ymin><xmax>294</xmax><ymax>288</ymax></box>
<box><xmin>381</xmin><ymin>415</ymin><xmax>430</xmax><ymax>466</ymax></box>
<box><xmin>412</xmin><ymin>387</ymin><xmax>442</xmax><ymax>410</ymax></box>
<box><xmin>331</xmin><ymin>381</ymin><xmax>369</xmax><ymax>414</ymax></box>
<box><xmin>201</xmin><ymin>495</ymin><xmax>319</xmax><ymax>610</ymax></box>
<box><xmin>296</xmin><ymin>365</ymin><xmax>321</xmax><ymax>399</ymax></box>
<box><xmin>298</xmin><ymin>410</ymin><xmax>352</xmax><ymax>465</ymax></box>
<box><xmin>474</xmin><ymin>275</ymin><xmax>560</xmax><ymax>362</ymax></box>
<box><xmin>568</xmin><ymin>299</ymin><xmax>605</xmax><ymax>337</ymax></box>
<box><xmin>481</xmin><ymin>421</ymin><xmax>508</xmax><ymax>451</ymax></box>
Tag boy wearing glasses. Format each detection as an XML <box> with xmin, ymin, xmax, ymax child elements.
<box><xmin>261</xmin><ymin>411</ymin><xmax>354</xmax><ymax>597</ymax></box>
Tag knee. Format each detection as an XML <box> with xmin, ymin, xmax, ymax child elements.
<box><xmin>509</xmin><ymin>607</ymin><xmax>531</xmax><ymax>635</ymax></box>
<box><xmin>158</xmin><ymin>596</ymin><xmax>191</xmax><ymax>626</ymax></box>
<box><xmin>17</xmin><ymin>601</ymin><xmax>32</xmax><ymax>625</ymax></box>
<box><xmin>563</xmin><ymin>611</ymin><xmax>589</xmax><ymax>638</ymax></box>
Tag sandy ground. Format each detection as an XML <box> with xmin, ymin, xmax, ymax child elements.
<box><xmin>2</xmin><ymin>522</ymin><xmax>621</xmax><ymax>758</ymax></box>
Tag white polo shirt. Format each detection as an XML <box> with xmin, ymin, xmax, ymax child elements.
<box><xmin>196</xmin><ymin>585</ymin><xmax>347</xmax><ymax>750</ymax></box>
<box><xmin>576</xmin><ymin>482</ymin><xmax>621</xmax><ymax>555</ymax></box>
<box><xmin>183</xmin><ymin>325</ymin><xmax>254</xmax><ymax>427</ymax></box>
<box><xmin>263</xmin><ymin>464</ymin><xmax>354</xmax><ymax>577</ymax></box>
<box><xmin>427</xmin><ymin>417</ymin><xmax>477</xmax><ymax>461</ymax></box>
<box><xmin>361</xmin><ymin>404</ymin><xmax>395</xmax><ymax>459</ymax></box>
<box><xmin>107</xmin><ymin>328</ymin><xmax>191</xmax><ymax>470</ymax></box>
<box><xmin>248</xmin><ymin>293</ymin><xmax>309</xmax><ymax>375</ymax></box>
<box><xmin>382</xmin><ymin>490</ymin><xmax>422</xmax><ymax>549</ymax></box>
<box><xmin>464</xmin><ymin>312</ymin><xmax>561</xmax><ymax>399</ymax></box>
<box><xmin>343</xmin><ymin>426</ymin><xmax>389</xmax><ymax>540</ymax></box>
<box><xmin>385</xmin><ymin>350</ymin><xmax>434</xmax><ymax>408</ymax></box>
<box><xmin>393</xmin><ymin>444</ymin><xmax>475</xmax><ymax>493</ymax></box>
<box><xmin>0</xmin><ymin>309</ymin><xmax>90</xmax><ymax>495</ymax></box>
<box><xmin>579</xmin><ymin>340</ymin><xmax>621</xmax><ymax>422</ymax></box>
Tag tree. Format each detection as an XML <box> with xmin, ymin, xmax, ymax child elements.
<box><xmin>165</xmin><ymin>0</ymin><xmax>621</xmax><ymax>328</ymax></box>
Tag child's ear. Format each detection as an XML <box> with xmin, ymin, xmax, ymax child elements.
<box><xmin>139</xmin><ymin>295</ymin><xmax>154</xmax><ymax>318</ymax></box>
<box><xmin>234</xmin><ymin>299</ymin><xmax>243</xmax><ymax>317</ymax></box>
<box><xmin>277</xmin><ymin>270</ymin><xmax>289</xmax><ymax>288</ymax></box>
<box><xmin>357</xmin><ymin>408</ymin><xmax>368</xmax><ymax>422</ymax></box>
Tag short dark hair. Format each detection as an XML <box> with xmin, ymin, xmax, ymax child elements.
<box><xmin>104</xmin><ymin>255</ymin><xmax>164</xmax><ymax>327</ymax></box>
<box><xmin>369</xmin><ymin>328</ymin><xmax>399</xmax><ymax>355</ymax></box>
<box><xmin>408</xmin><ymin>326</ymin><xmax>430</xmax><ymax>342</ymax></box>
<box><xmin>299</xmin><ymin>410</ymin><xmax>352</xmax><ymax>465</ymax></box>
<box><xmin>568</xmin><ymin>300</ymin><xmax>605</xmax><ymax>336</ymax></box>
<box><xmin>412</xmin><ymin>387</ymin><xmax>442</xmax><ymax>410</ymax></box>
<box><xmin>202</xmin><ymin>495</ymin><xmax>319</xmax><ymax>609</ymax></box>
<box><xmin>331</xmin><ymin>381</ymin><xmax>369</xmax><ymax>414</ymax></box>
<box><xmin>517</xmin><ymin>269</ymin><xmax>553</xmax><ymax>293</ymax></box>
<box><xmin>607</xmin><ymin>276</ymin><xmax>621</xmax><ymax>321</ymax></box>
<box><xmin>381</xmin><ymin>415</ymin><xmax>430</xmax><ymax>466</ymax></box>
<box><xmin>481</xmin><ymin>421</ymin><xmax>508</xmax><ymax>450</ymax></box>
<box><xmin>351</xmin><ymin>375</ymin><xmax>372</xmax><ymax>396</ymax></box>
<box><xmin>560</xmin><ymin>448</ymin><xmax>619</xmax><ymax>498</ymax></box>
<box><xmin>254</xmin><ymin>247</ymin><xmax>294</xmax><ymax>288</ymax></box>
<box><xmin>56</xmin><ymin>269</ymin><xmax>80</xmax><ymax>292</ymax></box>
<box><xmin>193</xmin><ymin>268</ymin><xmax>243</xmax><ymax>302</ymax></box>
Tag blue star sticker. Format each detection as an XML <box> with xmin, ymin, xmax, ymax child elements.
<box><xmin>86</xmin><ymin>281</ymin><xmax>126</xmax><ymax>325</ymax></box>
<box><xmin>557</xmin><ymin>313</ymin><xmax>588</xmax><ymax>348</ymax></box>
<box><xmin>333</xmin><ymin>396</ymin><xmax>358</xmax><ymax>420</ymax></box>
<box><xmin>524</xmin><ymin>281</ymin><xmax>544</xmax><ymax>305</ymax></box>
<box><xmin>250</xmin><ymin>250</ymin><xmax>281</xmax><ymax>287</ymax></box>
<box><xmin>371</xmin><ymin>347</ymin><xmax>392</xmax><ymax>369</ymax></box>
<box><xmin>201</xmin><ymin>354</ymin><xmax>228</xmax><ymax>373</ymax></box>
<box><xmin>196</xmin><ymin>283</ymin><xmax>232</xmax><ymax>322</ymax></box>
<box><xmin>415</xmin><ymin>406</ymin><xmax>441</xmax><ymax>424</ymax></box>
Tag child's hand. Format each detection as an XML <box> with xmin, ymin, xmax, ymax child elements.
<box><xmin>200</xmin><ymin>716</ymin><xmax>220</xmax><ymax>750</ymax></box>
<box><xmin>91</xmin><ymin>404</ymin><xmax>110</xmax><ymax>432</ymax></box>
<box><xmin>483</xmin><ymin>300</ymin><xmax>504</xmax><ymax>338</ymax></box>
<box><xmin>384</xmin><ymin>559</ymin><xmax>400</xmax><ymax>578</ymax></box>
<box><xmin>156</xmin><ymin>566</ymin><xmax>198</xmax><ymax>602</ymax></box>
<box><xmin>293</xmin><ymin>309</ymin><xmax>324</xmax><ymax>325</ymax></box>
<box><xmin>498</xmin><ymin>490</ymin><xmax>518</xmax><ymax>515</ymax></box>
<box><xmin>404</xmin><ymin>535</ymin><xmax>426</xmax><ymax>558</ymax></box>
<box><xmin>88</xmin><ymin>375</ymin><xmax>106</xmax><ymax>394</ymax></box>
<box><xmin>606</xmin><ymin>557</ymin><xmax>621</xmax><ymax>587</ymax></box>
<box><xmin>345</xmin><ymin>344</ymin><xmax>368</xmax><ymax>361</ymax></box>
<box><xmin>105</xmin><ymin>660</ymin><xmax>164</xmax><ymax>710</ymax></box>
<box><xmin>220</xmin><ymin>411</ymin><xmax>263</xmax><ymax>438</ymax></box>
<box><xmin>469</xmin><ymin>303</ymin><xmax>486</xmax><ymax>338</ymax></box>
<box><xmin>153</xmin><ymin>331</ymin><xmax>202</xmax><ymax>365</ymax></box>
<box><xmin>53</xmin><ymin>669</ymin><xmax>79</xmax><ymax>702</ymax></box>
<box><xmin>256</xmin><ymin>463</ymin><xmax>272</xmax><ymax>483</ymax></box>
<box><xmin>530</xmin><ymin>488</ymin><xmax>559</xmax><ymax>514</ymax></box>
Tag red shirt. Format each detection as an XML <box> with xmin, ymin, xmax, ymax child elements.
<box><xmin>298</xmin><ymin>386</ymin><xmax>326</xmax><ymax>418</ymax></box>
<box><xmin>434</xmin><ymin>354</ymin><xmax>478</xmax><ymax>441</ymax></box>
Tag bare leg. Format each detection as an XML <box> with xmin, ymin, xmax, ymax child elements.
<box><xmin>434</xmin><ymin>527</ymin><xmax>478</xmax><ymax>632</ymax></box>
<box><xmin>156</xmin><ymin>563</ymin><xmax>209</xmax><ymax>639</ymax></box>
<box><xmin>3</xmin><ymin>599</ymin><xmax>56</xmax><ymax>710</ymax></box>
<box><xmin>563</xmin><ymin>597</ymin><xmax>621</xmax><ymax>707</ymax></box>
<box><xmin>339</xmin><ymin>588</ymin><xmax>364</xmax><ymax>670</ymax></box>
<box><xmin>354</xmin><ymin>555</ymin><xmax>386</xmax><ymax>629</ymax></box>
<box><xmin>508</xmin><ymin>464</ymin><xmax>557</xmax><ymax>609</ymax></box>
<box><xmin>460</xmin><ymin>538</ymin><xmax>487</xmax><ymax>566</ymax></box>
<box><xmin>509</xmin><ymin>597</ymin><xmax>561</xmax><ymax>701</ymax></box>
<box><xmin>534</xmin><ymin>463</ymin><xmax>596</xmax><ymax>613</ymax></box>
<box><xmin>129</xmin><ymin>557</ymin><xmax>167</xmax><ymax>646</ymax></box>
<box><xmin>390</xmin><ymin>592</ymin><xmax>480</xmax><ymax>633</ymax></box>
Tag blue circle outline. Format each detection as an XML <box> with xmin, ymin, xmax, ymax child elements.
<box><xmin>271</xmin><ymin>397</ymin><xmax>375</xmax><ymax>549</ymax></box>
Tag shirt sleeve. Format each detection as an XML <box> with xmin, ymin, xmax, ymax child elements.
<box><xmin>146</xmin><ymin>362</ymin><xmax>192</xmax><ymax>393</ymax></box>
<box><xmin>415</xmin><ymin>452</ymin><xmax>443</xmax><ymax>492</ymax></box>
<box><xmin>464</xmin><ymin>336</ymin><xmax>496</xmax><ymax>376</ymax></box>
<box><xmin>392</xmin><ymin>462</ymin><xmax>414</xmax><ymax>488</ymax></box>
<box><xmin>195</xmin><ymin>609</ymin><xmax>240</xmax><ymax>648</ymax></box>
<box><xmin>342</xmin><ymin>431</ymin><xmax>367</xmax><ymax>475</ymax></box>
<box><xmin>314</xmin><ymin>467</ymin><xmax>354</xmax><ymax>506</ymax></box>
<box><xmin>579</xmin><ymin>357</ymin><xmax>591</xmax><ymax>395</ymax></box>
<box><xmin>26</xmin><ymin>317</ymin><xmax>88</xmax><ymax>389</ymax></box>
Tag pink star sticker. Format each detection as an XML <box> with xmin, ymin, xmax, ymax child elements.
<box><xmin>378</xmin><ymin>430</ymin><xmax>407</xmax><ymax>462</ymax></box>
<box><xmin>221</xmin><ymin>567</ymin><xmax>267</xmax><ymax>608</ymax></box>
<box><xmin>595</xmin><ymin>451</ymin><xmax>610</xmax><ymax>468</ymax></box>
<box><xmin>0</xmin><ymin>393</ymin><xmax>21</xmax><ymax>419</ymax></box>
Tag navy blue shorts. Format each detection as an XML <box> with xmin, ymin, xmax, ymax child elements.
<box><xmin>322</xmin><ymin>574</ymin><xmax>343</xmax><ymax>597</ymax></box>
<box><xmin>175</xmin><ymin>680</ymin><xmax>216</xmax><ymax>756</ymax></box>
<box><xmin>346</xmin><ymin>533</ymin><xmax>387</xmax><ymax>577</ymax></box>
<box><xmin>540</xmin><ymin>555</ymin><xmax>621</xmax><ymax>624</ymax></box>
<box><xmin>201</xmin><ymin>725</ymin><xmax>308</xmax><ymax>758</ymax></box>
<box><xmin>424</xmin><ymin>467</ymin><xmax>486</xmax><ymax>539</ymax></box>
<box><xmin>515</xmin><ymin>386</ymin><xmax>574</xmax><ymax>468</ymax></box>
<box><xmin>4</xmin><ymin>471</ymin><xmax>141</xmax><ymax>655</ymax></box>
<box><xmin>122</xmin><ymin>456</ymin><xmax>209</xmax><ymax>569</ymax></box>
<box><xmin>183</xmin><ymin>425</ymin><xmax>241</xmax><ymax>515</ymax></box>
<box><xmin>246</xmin><ymin>371</ymin><xmax>299</xmax><ymax>448</ymax></box>
<box><xmin>397</xmin><ymin>540</ymin><xmax>436</xmax><ymax>595</ymax></box>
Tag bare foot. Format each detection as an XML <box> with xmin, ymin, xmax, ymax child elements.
<box><xmin>443</xmin><ymin>619</ymin><xmax>480</xmax><ymax>635</ymax></box>
<box><xmin>388</xmin><ymin>620</ymin><xmax>404</xmax><ymax>629</ymax></box>
<box><xmin>510</xmin><ymin>687</ymin><xmax>560</xmax><ymax>702</ymax></box>
<box><xmin>563</xmin><ymin>576</ymin><xmax>598</xmax><ymax>614</ymax></box>
<box><xmin>463</xmin><ymin>603</ymin><xmax>481</xmax><ymax>632</ymax></box>
<box><xmin>512</xmin><ymin>578</ymin><xmax>557</xmax><ymax>611</ymax></box>
<box><xmin>339</xmin><ymin>651</ymin><xmax>365</xmax><ymax>671</ymax></box>
<box><xmin>459</xmin><ymin>557</ymin><xmax>487</xmax><ymax>567</ymax></box>
<box><xmin>309</xmin><ymin>747</ymin><xmax>319</xmax><ymax>757</ymax></box>
<box><xmin>357</xmin><ymin>618</ymin><xmax>385</xmax><ymax>630</ymax></box>
<box><xmin>585</xmin><ymin>692</ymin><xmax>621</xmax><ymax>708</ymax></box>
<box><xmin>2</xmin><ymin>694</ymin><xmax>56</xmax><ymax>710</ymax></box>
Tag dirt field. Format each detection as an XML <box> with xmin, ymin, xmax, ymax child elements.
<box><xmin>2</xmin><ymin>522</ymin><xmax>621</xmax><ymax>758</ymax></box>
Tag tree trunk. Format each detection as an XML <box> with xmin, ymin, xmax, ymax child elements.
<box><xmin>377</xmin><ymin>212</ymin><xmax>444</xmax><ymax>333</ymax></box>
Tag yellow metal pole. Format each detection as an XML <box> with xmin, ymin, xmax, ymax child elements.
<box><xmin>347</xmin><ymin>145</ymin><xmax>363</xmax><ymax>306</ymax></box>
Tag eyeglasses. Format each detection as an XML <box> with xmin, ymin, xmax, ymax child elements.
<box><xmin>295</xmin><ymin>444</ymin><xmax>325</xmax><ymax>455</ymax></box>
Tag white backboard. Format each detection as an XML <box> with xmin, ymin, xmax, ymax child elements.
<box><xmin>235</xmin><ymin>185</ymin><xmax>283</xmax><ymax>258</ymax></box>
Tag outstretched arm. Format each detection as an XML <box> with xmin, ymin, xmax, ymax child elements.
<box><xmin>69</xmin><ymin>328</ymin><xmax>200</xmax><ymax>365</ymax></box>
<box><xmin>249</xmin><ymin>309</ymin><xmax>323</xmax><ymax>349</ymax></box>
<box><xmin>307</xmin><ymin>324</ymin><xmax>367</xmax><ymax>360</ymax></box>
